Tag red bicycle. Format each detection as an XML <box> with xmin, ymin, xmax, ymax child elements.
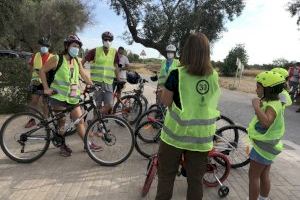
<box><xmin>141</xmin><ymin>149</ymin><xmax>230</xmax><ymax>198</ymax></box>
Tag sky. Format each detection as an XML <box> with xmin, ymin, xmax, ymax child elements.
<box><xmin>78</xmin><ymin>0</ymin><xmax>300</xmax><ymax>65</ymax></box>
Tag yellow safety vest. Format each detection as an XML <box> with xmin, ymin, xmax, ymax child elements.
<box><xmin>31</xmin><ymin>52</ymin><xmax>53</xmax><ymax>84</ymax></box>
<box><xmin>160</xmin><ymin>67</ymin><xmax>221</xmax><ymax>152</ymax></box>
<box><xmin>158</xmin><ymin>59</ymin><xmax>180</xmax><ymax>86</ymax></box>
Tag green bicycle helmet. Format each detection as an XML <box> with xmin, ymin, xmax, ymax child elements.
<box><xmin>255</xmin><ymin>71</ymin><xmax>285</xmax><ymax>87</ymax></box>
<box><xmin>271</xmin><ymin>67</ymin><xmax>289</xmax><ymax>79</ymax></box>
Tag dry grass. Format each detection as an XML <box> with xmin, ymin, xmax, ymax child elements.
<box><xmin>129</xmin><ymin>63</ymin><xmax>160</xmax><ymax>75</ymax></box>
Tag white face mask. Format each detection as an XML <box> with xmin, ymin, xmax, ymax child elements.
<box><xmin>103</xmin><ymin>41</ymin><xmax>111</xmax><ymax>48</ymax></box>
<box><xmin>40</xmin><ymin>46</ymin><xmax>49</xmax><ymax>54</ymax></box>
<box><xmin>167</xmin><ymin>53</ymin><xmax>175</xmax><ymax>59</ymax></box>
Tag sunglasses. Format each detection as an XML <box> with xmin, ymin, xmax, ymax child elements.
<box><xmin>103</xmin><ymin>39</ymin><xmax>112</xmax><ymax>42</ymax></box>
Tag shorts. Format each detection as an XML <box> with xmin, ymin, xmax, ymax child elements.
<box><xmin>249</xmin><ymin>148</ymin><xmax>273</xmax><ymax>165</ymax></box>
<box><xmin>29</xmin><ymin>84</ymin><xmax>44</xmax><ymax>95</ymax></box>
<box><xmin>94</xmin><ymin>82</ymin><xmax>113</xmax><ymax>107</ymax></box>
<box><xmin>49</xmin><ymin>98</ymin><xmax>78</xmax><ymax>110</ymax></box>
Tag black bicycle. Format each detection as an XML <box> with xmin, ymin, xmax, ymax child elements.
<box><xmin>0</xmin><ymin>85</ymin><xmax>135</xmax><ymax>166</ymax></box>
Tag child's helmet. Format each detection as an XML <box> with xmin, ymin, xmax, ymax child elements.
<box><xmin>255</xmin><ymin>71</ymin><xmax>285</xmax><ymax>87</ymax></box>
<box><xmin>271</xmin><ymin>67</ymin><xmax>288</xmax><ymax>79</ymax></box>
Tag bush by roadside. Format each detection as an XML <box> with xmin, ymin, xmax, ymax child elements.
<box><xmin>0</xmin><ymin>58</ymin><xmax>31</xmax><ymax>114</ymax></box>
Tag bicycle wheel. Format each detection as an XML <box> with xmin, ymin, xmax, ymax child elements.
<box><xmin>135</xmin><ymin>121</ymin><xmax>162</xmax><ymax>159</ymax></box>
<box><xmin>203</xmin><ymin>151</ymin><xmax>230</xmax><ymax>187</ymax></box>
<box><xmin>141</xmin><ymin>155</ymin><xmax>158</xmax><ymax>197</ymax></box>
<box><xmin>0</xmin><ymin>112</ymin><xmax>50</xmax><ymax>163</ymax></box>
<box><xmin>216</xmin><ymin>115</ymin><xmax>234</xmax><ymax>130</ymax></box>
<box><xmin>140</xmin><ymin>95</ymin><xmax>148</xmax><ymax>113</ymax></box>
<box><xmin>84</xmin><ymin>115</ymin><xmax>135</xmax><ymax>166</ymax></box>
<box><xmin>214</xmin><ymin>125</ymin><xmax>251</xmax><ymax>169</ymax></box>
<box><xmin>112</xmin><ymin>95</ymin><xmax>142</xmax><ymax>124</ymax></box>
<box><xmin>135</xmin><ymin>108</ymin><xmax>164</xmax><ymax>129</ymax></box>
<box><xmin>24</xmin><ymin>105</ymin><xmax>44</xmax><ymax>118</ymax></box>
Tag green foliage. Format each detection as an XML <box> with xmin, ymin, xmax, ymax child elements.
<box><xmin>0</xmin><ymin>0</ymin><xmax>92</xmax><ymax>52</ymax></box>
<box><xmin>0</xmin><ymin>58</ymin><xmax>31</xmax><ymax>114</ymax></box>
<box><xmin>288</xmin><ymin>0</ymin><xmax>300</xmax><ymax>25</ymax></box>
<box><xmin>272</xmin><ymin>58</ymin><xmax>289</xmax><ymax>67</ymax></box>
<box><xmin>221</xmin><ymin>44</ymin><xmax>248</xmax><ymax>76</ymax></box>
<box><xmin>107</xmin><ymin>0</ymin><xmax>245</xmax><ymax>57</ymax></box>
<box><xmin>127</xmin><ymin>52</ymin><xmax>141</xmax><ymax>63</ymax></box>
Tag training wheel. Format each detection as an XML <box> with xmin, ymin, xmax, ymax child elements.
<box><xmin>218</xmin><ymin>185</ymin><xmax>229</xmax><ymax>198</ymax></box>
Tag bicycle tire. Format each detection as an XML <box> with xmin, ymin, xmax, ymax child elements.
<box><xmin>140</xmin><ymin>95</ymin><xmax>148</xmax><ymax>112</ymax></box>
<box><xmin>112</xmin><ymin>94</ymin><xmax>143</xmax><ymax>125</ymax></box>
<box><xmin>135</xmin><ymin>121</ymin><xmax>162</xmax><ymax>159</ymax></box>
<box><xmin>141</xmin><ymin>155</ymin><xmax>158</xmax><ymax>197</ymax></box>
<box><xmin>135</xmin><ymin>108</ymin><xmax>164</xmax><ymax>129</ymax></box>
<box><xmin>25</xmin><ymin>105</ymin><xmax>44</xmax><ymax>118</ymax></box>
<box><xmin>215</xmin><ymin>125</ymin><xmax>250</xmax><ymax>169</ymax></box>
<box><xmin>0</xmin><ymin>112</ymin><xmax>50</xmax><ymax>163</ymax></box>
<box><xmin>203</xmin><ymin>151</ymin><xmax>230</xmax><ymax>187</ymax></box>
<box><xmin>84</xmin><ymin>115</ymin><xmax>135</xmax><ymax>166</ymax></box>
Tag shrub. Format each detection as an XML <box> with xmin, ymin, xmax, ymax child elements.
<box><xmin>0</xmin><ymin>58</ymin><xmax>31</xmax><ymax>114</ymax></box>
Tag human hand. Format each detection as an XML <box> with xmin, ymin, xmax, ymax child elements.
<box><xmin>252</xmin><ymin>98</ymin><xmax>262</xmax><ymax>109</ymax></box>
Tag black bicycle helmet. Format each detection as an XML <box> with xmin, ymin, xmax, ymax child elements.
<box><xmin>38</xmin><ymin>37</ymin><xmax>51</xmax><ymax>47</ymax></box>
<box><xmin>102</xmin><ymin>31</ymin><xmax>114</xmax><ymax>41</ymax></box>
<box><xmin>150</xmin><ymin>75</ymin><xmax>158</xmax><ymax>82</ymax></box>
<box><xmin>64</xmin><ymin>35</ymin><xmax>82</xmax><ymax>48</ymax></box>
<box><xmin>126</xmin><ymin>71</ymin><xmax>141</xmax><ymax>84</ymax></box>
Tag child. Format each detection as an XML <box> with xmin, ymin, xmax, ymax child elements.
<box><xmin>271</xmin><ymin>67</ymin><xmax>292</xmax><ymax>107</ymax></box>
<box><xmin>247</xmin><ymin>71</ymin><xmax>286</xmax><ymax>200</ymax></box>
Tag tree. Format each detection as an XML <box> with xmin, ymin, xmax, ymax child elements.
<box><xmin>106</xmin><ymin>0</ymin><xmax>245</xmax><ymax>57</ymax></box>
<box><xmin>0</xmin><ymin>0</ymin><xmax>93</xmax><ymax>52</ymax></box>
<box><xmin>127</xmin><ymin>52</ymin><xmax>141</xmax><ymax>63</ymax></box>
<box><xmin>288</xmin><ymin>0</ymin><xmax>300</xmax><ymax>25</ymax></box>
<box><xmin>272</xmin><ymin>58</ymin><xmax>289</xmax><ymax>67</ymax></box>
<box><xmin>221</xmin><ymin>44</ymin><xmax>248</xmax><ymax>76</ymax></box>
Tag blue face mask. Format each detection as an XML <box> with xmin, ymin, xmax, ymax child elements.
<box><xmin>68</xmin><ymin>47</ymin><xmax>79</xmax><ymax>57</ymax></box>
<box><xmin>40</xmin><ymin>46</ymin><xmax>49</xmax><ymax>54</ymax></box>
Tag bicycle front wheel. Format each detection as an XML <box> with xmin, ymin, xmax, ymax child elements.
<box><xmin>214</xmin><ymin>125</ymin><xmax>251</xmax><ymax>168</ymax></box>
<box><xmin>112</xmin><ymin>95</ymin><xmax>143</xmax><ymax>124</ymax></box>
<box><xmin>135</xmin><ymin>121</ymin><xmax>162</xmax><ymax>159</ymax></box>
<box><xmin>0</xmin><ymin>112</ymin><xmax>50</xmax><ymax>163</ymax></box>
<box><xmin>84</xmin><ymin>116</ymin><xmax>135</xmax><ymax>166</ymax></box>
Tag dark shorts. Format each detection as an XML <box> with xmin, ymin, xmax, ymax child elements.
<box><xmin>29</xmin><ymin>84</ymin><xmax>44</xmax><ymax>95</ymax></box>
<box><xmin>49</xmin><ymin>98</ymin><xmax>78</xmax><ymax>110</ymax></box>
<box><xmin>249</xmin><ymin>148</ymin><xmax>273</xmax><ymax>165</ymax></box>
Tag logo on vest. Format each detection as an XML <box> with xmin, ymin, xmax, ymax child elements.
<box><xmin>196</xmin><ymin>80</ymin><xmax>209</xmax><ymax>95</ymax></box>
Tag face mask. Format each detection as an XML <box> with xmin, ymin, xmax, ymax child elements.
<box><xmin>40</xmin><ymin>47</ymin><xmax>49</xmax><ymax>54</ymax></box>
<box><xmin>103</xmin><ymin>41</ymin><xmax>111</xmax><ymax>48</ymax></box>
<box><xmin>167</xmin><ymin>53</ymin><xmax>175</xmax><ymax>59</ymax></box>
<box><xmin>68</xmin><ymin>47</ymin><xmax>79</xmax><ymax>58</ymax></box>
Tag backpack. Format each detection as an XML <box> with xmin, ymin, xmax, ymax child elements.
<box><xmin>46</xmin><ymin>54</ymin><xmax>79</xmax><ymax>86</ymax></box>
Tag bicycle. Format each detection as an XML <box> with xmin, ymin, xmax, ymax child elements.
<box><xmin>134</xmin><ymin>117</ymin><xmax>250</xmax><ymax>169</ymax></box>
<box><xmin>111</xmin><ymin>79</ymin><xmax>143</xmax><ymax>125</ymax></box>
<box><xmin>0</xmin><ymin>85</ymin><xmax>135</xmax><ymax>166</ymax></box>
<box><xmin>141</xmin><ymin>149</ymin><xmax>231</xmax><ymax>198</ymax></box>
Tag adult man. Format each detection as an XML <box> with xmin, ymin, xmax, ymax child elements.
<box><xmin>288</xmin><ymin>63</ymin><xmax>300</xmax><ymax>112</ymax></box>
<box><xmin>82</xmin><ymin>31</ymin><xmax>119</xmax><ymax>114</ymax></box>
<box><xmin>25</xmin><ymin>37</ymin><xmax>53</xmax><ymax>128</ymax></box>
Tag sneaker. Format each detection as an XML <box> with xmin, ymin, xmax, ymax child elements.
<box><xmin>88</xmin><ymin>142</ymin><xmax>103</xmax><ymax>152</ymax></box>
<box><xmin>25</xmin><ymin>118</ymin><xmax>36</xmax><ymax>128</ymax></box>
<box><xmin>60</xmin><ymin>144</ymin><xmax>72</xmax><ymax>157</ymax></box>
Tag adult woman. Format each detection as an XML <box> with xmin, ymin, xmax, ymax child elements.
<box><xmin>155</xmin><ymin>32</ymin><xmax>221</xmax><ymax>200</ymax></box>
<box><xmin>40</xmin><ymin>35</ymin><xmax>100</xmax><ymax>157</ymax></box>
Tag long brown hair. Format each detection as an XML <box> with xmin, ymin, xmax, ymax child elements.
<box><xmin>180</xmin><ymin>32</ymin><xmax>213</xmax><ymax>76</ymax></box>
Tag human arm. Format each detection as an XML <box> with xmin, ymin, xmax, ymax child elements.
<box><xmin>252</xmin><ymin>98</ymin><xmax>277</xmax><ymax>129</ymax></box>
<box><xmin>39</xmin><ymin>56</ymin><xmax>58</xmax><ymax>94</ymax></box>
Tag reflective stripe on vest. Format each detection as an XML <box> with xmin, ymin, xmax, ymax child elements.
<box><xmin>252</xmin><ymin>139</ymin><xmax>281</xmax><ymax>155</ymax></box>
<box><xmin>169</xmin><ymin>109</ymin><xmax>217</xmax><ymax>126</ymax></box>
<box><xmin>90</xmin><ymin>47</ymin><xmax>116</xmax><ymax>84</ymax></box>
<box><xmin>162</xmin><ymin>125</ymin><xmax>214</xmax><ymax>144</ymax></box>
